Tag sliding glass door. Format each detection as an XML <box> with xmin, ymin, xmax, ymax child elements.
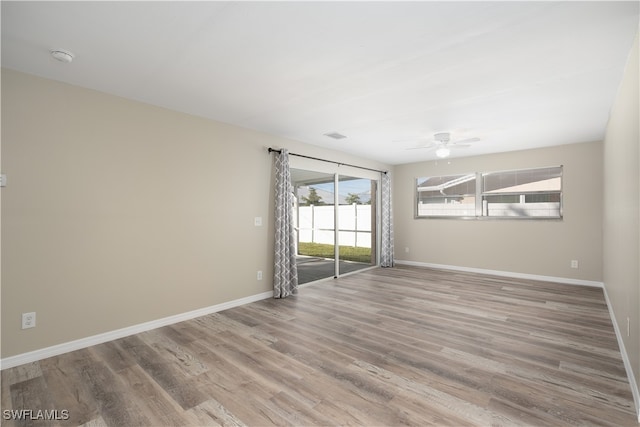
<box><xmin>291</xmin><ymin>169</ymin><xmax>336</xmax><ymax>284</ymax></box>
<box><xmin>337</xmin><ymin>175</ymin><xmax>377</xmax><ymax>276</ymax></box>
<box><xmin>291</xmin><ymin>168</ymin><xmax>377</xmax><ymax>284</ymax></box>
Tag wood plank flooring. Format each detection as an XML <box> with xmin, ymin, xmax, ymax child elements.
<box><xmin>2</xmin><ymin>265</ymin><xmax>637</xmax><ymax>426</ymax></box>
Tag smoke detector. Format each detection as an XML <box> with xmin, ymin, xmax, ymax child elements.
<box><xmin>50</xmin><ymin>49</ymin><xmax>74</xmax><ymax>63</ymax></box>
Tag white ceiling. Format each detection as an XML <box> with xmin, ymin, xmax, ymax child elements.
<box><xmin>2</xmin><ymin>1</ymin><xmax>638</xmax><ymax>165</ymax></box>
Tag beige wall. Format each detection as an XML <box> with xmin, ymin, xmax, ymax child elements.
<box><xmin>603</xmin><ymin>31</ymin><xmax>639</xmax><ymax>389</ymax></box>
<box><xmin>393</xmin><ymin>141</ymin><xmax>603</xmax><ymax>281</ymax></box>
<box><xmin>0</xmin><ymin>69</ymin><xmax>389</xmax><ymax>358</ymax></box>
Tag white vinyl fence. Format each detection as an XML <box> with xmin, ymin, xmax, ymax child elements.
<box><xmin>417</xmin><ymin>201</ymin><xmax>561</xmax><ymax>217</ymax></box>
<box><xmin>297</xmin><ymin>204</ymin><xmax>372</xmax><ymax>248</ymax></box>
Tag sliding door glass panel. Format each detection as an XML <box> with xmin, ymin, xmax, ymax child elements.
<box><xmin>291</xmin><ymin>168</ymin><xmax>336</xmax><ymax>284</ymax></box>
<box><xmin>338</xmin><ymin>175</ymin><xmax>376</xmax><ymax>276</ymax></box>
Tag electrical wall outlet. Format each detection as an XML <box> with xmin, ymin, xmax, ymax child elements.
<box><xmin>257</xmin><ymin>270</ymin><xmax>263</xmax><ymax>280</ymax></box>
<box><xmin>22</xmin><ymin>312</ymin><xmax>36</xmax><ymax>329</ymax></box>
<box><xmin>254</xmin><ymin>217</ymin><xmax>262</xmax><ymax>227</ymax></box>
<box><xmin>570</xmin><ymin>260</ymin><xmax>579</xmax><ymax>269</ymax></box>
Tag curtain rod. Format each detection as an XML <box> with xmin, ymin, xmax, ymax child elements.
<box><xmin>268</xmin><ymin>148</ymin><xmax>387</xmax><ymax>174</ymax></box>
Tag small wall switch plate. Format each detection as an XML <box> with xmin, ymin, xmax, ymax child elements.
<box><xmin>257</xmin><ymin>270</ymin><xmax>263</xmax><ymax>280</ymax></box>
<box><xmin>22</xmin><ymin>312</ymin><xmax>36</xmax><ymax>329</ymax></box>
<box><xmin>0</xmin><ymin>174</ymin><xmax>6</xmax><ymax>187</ymax></box>
<box><xmin>254</xmin><ymin>217</ymin><xmax>262</xmax><ymax>227</ymax></box>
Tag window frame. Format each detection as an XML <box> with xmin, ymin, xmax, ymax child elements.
<box><xmin>415</xmin><ymin>165</ymin><xmax>563</xmax><ymax>220</ymax></box>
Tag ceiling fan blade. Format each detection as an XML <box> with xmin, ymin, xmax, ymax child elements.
<box><xmin>399</xmin><ymin>134</ymin><xmax>479</xmax><ymax>151</ymax></box>
<box><xmin>405</xmin><ymin>143</ymin><xmax>437</xmax><ymax>151</ymax></box>
<box><xmin>451</xmin><ymin>137</ymin><xmax>480</xmax><ymax>145</ymax></box>
<box><xmin>392</xmin><ymin>135</ymin><xmax>430</xmax><ymax>143</ymax></box>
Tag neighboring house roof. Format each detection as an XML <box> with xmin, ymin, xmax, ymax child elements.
<box><xmin>484</xmin><ymin>177</ymin><xmax>561</xmax><ymax>194</ymax></box>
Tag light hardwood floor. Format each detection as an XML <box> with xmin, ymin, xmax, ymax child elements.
<box><xmin>2</xmin><ymin>265</ymin><xmax>637</xmax><ymax>426</ymax></box>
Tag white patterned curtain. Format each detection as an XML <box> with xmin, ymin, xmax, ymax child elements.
<box><xmin>273</xmin><ymin>149</ymin><xmax>299</xmax><ymax>298</ymax></box>
<box><xmin>380</xmin><ymin>172</ymin><xmax>394</xmax><ymax>268</ymax></box>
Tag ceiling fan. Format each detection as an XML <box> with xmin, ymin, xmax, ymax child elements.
<box><xmin>405</xmin><ymin>132</ymin><xmax>480</xmax><ymax>158</ymax></box>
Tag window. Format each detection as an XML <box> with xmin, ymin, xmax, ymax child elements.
<box><xmin>482</xmin><ymin>166</ymin><xmax>562</xmax><ymax>218</ymax></box>
<box><xmin>416</xmin><ymin>173</ymin><xmax>478</xmax><ymax>217</ymax></box>
<box><xmin>416</xmin><ymin>166</ymin><xmax>563</xmax><ymax>219</ymax></box>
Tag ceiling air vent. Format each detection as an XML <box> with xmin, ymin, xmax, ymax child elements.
<box><xmin>323</xmin><ymin>132</ymin><xmax>347</xmax><ymax>140</ymax></box>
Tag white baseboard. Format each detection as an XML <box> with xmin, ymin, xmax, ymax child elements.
<box><xmin>394</xmin><ymin>259</ymin><xmax>604</xmax><ymax>287</ymax></box>
<box><xmin>0</xmin><ymin>290</ymin><xmax>273</xmax><ymax>370</ymax></box>
<box><xmin>601</xmin><ymin>285</ymin><xmax>640</xmax><ymax>422</ymax></box>
<box><xmin>1</xmin><ymin>268</ymin><xmax>375</xmax><ymax>371</ymax></box>
<box><xmin>395</xmin><ymin>259</ymin><xmax>638</xmax><ymax>421</ymax></box>
<box><xmin>3</xmin><ymin>265</ymin><xmax>637</xmax><ymax>421</ymax></box>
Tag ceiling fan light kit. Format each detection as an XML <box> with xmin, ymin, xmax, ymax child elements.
<box><xmin>434</xmin><ymin>132</ymin><xmax>451</xmax><ymax>144</ymax></box>
<box><xmin>435</xmin><ymin>147</ymin><xmax>451</xmax><ymax>158</ymax></box>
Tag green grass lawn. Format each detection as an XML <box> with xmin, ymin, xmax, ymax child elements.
<box><xmin>298</xmin><ymin>242</ymin><xmax>372</xmax><ymax>263</ymax></box>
